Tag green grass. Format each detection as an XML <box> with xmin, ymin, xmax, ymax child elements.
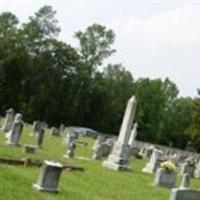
<box><xmin>0</xmin><ymin>124</ymin><xmax>199</xmax><ymax>200</ymax></box>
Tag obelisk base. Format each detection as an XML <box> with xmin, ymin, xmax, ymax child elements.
<box><xmin>102</xmin><ymin>141</ymin><xmax>131</xmax><ymax>171</ymax></box>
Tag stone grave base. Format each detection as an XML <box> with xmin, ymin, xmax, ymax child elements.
<box><xmin>33</xmin><ymin>184</ymin><xmax>59</xmax><ymax>193</ymax></box>
<box><xmin>170</xmin><ymin>188</ymin><xmax>200</xmax><ymax>200</ymax></box>
<box><xmin>103</xmin><ymin>160</ymin><xmax>131</xmax><ymax>171</ymax></box>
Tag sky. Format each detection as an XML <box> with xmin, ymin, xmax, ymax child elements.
<box><xmin>1</xmin><ymin>0</ymin><xmax>200</xmax><ymax>97</ymax></box>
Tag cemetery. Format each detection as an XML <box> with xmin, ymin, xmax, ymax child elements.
<box><xmin>0</xmin><ymin>102</ymin><xmax>200</xmax><ymax>200</ymax></box>
<box><xmin>1</xmin><ymin>1</ymin><xmax>200</xmax><ymax>200</ymax></box>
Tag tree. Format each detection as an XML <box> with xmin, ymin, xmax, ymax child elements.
<box><xmin>134</xmin><ymin>78</ymin><xmax>179</xmax><ymax>143</ymax></box>
<box><xmin>75</xmin><ymin>23</ymin><xmax>116</xmax><ymax>72</ymax></box>
<box><xmin>21</xmin><ymin>5</ymin><xmax>60</xmax><ymax>55</ymax></box>
<box><xmin>189</xmin><ymin>94</ymin><xmax>200</xmax><ymax>151</ymax></box>
<box><xmin>101</xmin><ymin>64</ymin><xmax>134</xmax><ymax>134</ymax></box>
<box><xmin>69</xmin><ymin>24</ymin><xmax>116</xmax><ymax>130</ymax></box>
<box><xmin>158</xmin><ymin>97</ymin><xmax>193</xmax><ymax>148</ymax></box>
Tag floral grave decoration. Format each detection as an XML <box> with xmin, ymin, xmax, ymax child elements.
<box><xmin>160</xmin><ymin>161</ymin><xmax>176</xmax><ymax>172</ymax></box>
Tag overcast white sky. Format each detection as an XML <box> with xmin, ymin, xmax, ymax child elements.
<box><xmin>1</xmin><ymin>0</ymin><xmax>200</xmax><ymax>97</ymax></box>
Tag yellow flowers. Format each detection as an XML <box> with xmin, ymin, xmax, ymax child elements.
<box><xmin>160</xmin><ymin>161</ymin><xmax>176</xmax><ymax>172</ymax></box>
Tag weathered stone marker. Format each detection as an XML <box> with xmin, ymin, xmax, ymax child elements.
<box><xmin>59</xmin><ymin>124</ymin><xmax>65</xmax><ymax>134</ymax></box>
<box><xmin>92</xmin><ymin>136</ymin><xmax>105</xmax><ymax>160</ymax></box>
<box><xmin>33</xmin><ymin>160</ymin><xmax>63</xmax><ymax>192</ymax></box>
<box><xmin>37</xmin><ymin>128</ymin><xmax>45</xmax><ymax>148</ymax></box>
<box><xmin>169</xmin><ymin>173</ymin><xmax>200</xmax><ymax>200</ymax></box>
<box><xmin>103</xmin><ymin>96</ymin><xmax>137</xmax><ymax>171</ymax></box>
<box><xmin>6</xmin><ymin>113</ymin><xmax>23</xmax><ymax>146</ymax></box>
<box><xmin>50</xmin><ymin>127</ymin><xmax>60</xmax><ymax>136</ymax></box>
<box><xmin>142</xmin><ymin>148</ymin><xmax>164</xmax><ymax>174</ymax></box>
<box><xmin>31</xmin><ymin>121</ymin><xmax>44</xmax><ymax>136</ymax></box>
<box><xmin>2</xmin><ymin>108</ymin><xmax>15</xmax><ymax>132</ymax></box>
<box><xmin>180</xmin><ymin>162</ymin><xmax>195</xmax><ymax>178</ymax></box>
<box><xmin>180</xmin><ymin>173</ymin><xmax>190</xmax><ymax>188</ymax></box>
<box><xmin>128</xmin><ymin>122</ymin><xmax>138</xmax><ymax>147</ymax></box>
<box><xmin>154</xmin><ymin>168</ymin><xmax>177</xmax><ymax>188</ymax></box>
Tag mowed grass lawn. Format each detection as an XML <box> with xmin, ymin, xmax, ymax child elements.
<box><xmin>0</xmin><ymin>124</ymin><xmax>199</xmax><ymax>200</ymax></box>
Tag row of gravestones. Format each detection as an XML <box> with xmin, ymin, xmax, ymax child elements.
<box><xmin>140</xmin><ymin>147</ymin><xmax>200</xmax><ymax>200</ymax></box>
<box><xmin>36</xmin><ymin>95</ymin><xmax>200</xmax><ymax>200</ymax></box>
<box><xmin>1</xmin><ymin>109</ymin><xmax>46</xmax><ymax>149</ymax></box>
<box><xmin>33</xmin><ymin>94</ymin><xmax>137</xmax><ymax>192</ymax></box>
<box><xmin>33</xmin><ymin>96</ymin><xmax>137</xmax><ymax>193</ymax></box>
<box><xmin>38</xmin><ymin>95</ymin><xmax>200</xmax><ymax>200</ymax></box>
<box><xmin>0</xmin><ymin>109</ymin><xmax>71</xmax><ymax>192</ymax></box>
<box><xmin>134</xmin><ymin>140</ymin><xmax>200</xmax><ymax>164</ymax></box>
<box><xmin>63</xmin><ymin>96</ymin><xmax>138</xmax><ymax>162</ymax></box>
<box><xmin>1</xmin><ymin>108</ymin><xmax>67</xmax><ymax>151</ymax></box>
<box><xmin>32</xmin><ymin>138</ymin><xmax>200</xmax><ymax>199</ymax></box>
<box><xmin>2</xmin><ymin>96</ymin><xmax>200</xmax><ymax>200</ymax></box>
<box><xmin>141</xmin><ymin>145</ymin><xmax>200</xmax><ymax>179</ymax></box>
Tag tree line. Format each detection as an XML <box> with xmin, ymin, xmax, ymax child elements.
<box><xmin>1</xmin><ymin>6</ymin><xmax>200</xmax><ymax>151</ymax></box>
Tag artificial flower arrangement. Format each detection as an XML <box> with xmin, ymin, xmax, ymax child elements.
<box><xmin>160</xmin><ymin>161</ymin><xmax>176</xmax><ymax>172</ymax></box>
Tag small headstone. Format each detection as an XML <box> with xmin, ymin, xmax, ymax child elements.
<box><xmin>67</xmin><ymin>140</ymin><xmax>76</xmax><ymax>158</ymax></box>
<box><xmin>142</xmin><ymin>148</ymin><xmax>164</xmax><ymax>174</ymax></box>
<box><xmin>50</xmin><ymin>127</ymin><xmax>60</xmax><ymax>136</ymax></box>
<box><xmin>33</xmin><ymin>160</ymin><xmax>63</xmax><ymax>192</ymax></box>
<box><xmin>154</xmin><ymin>168</ymin><xmax>177</xmax><ymax>188</ymax></box>
<box><xmin>59</xmin><ymin>124</ymin><xmax>65</xmax><ymax>134</ymax></box>
<box><xmin>2</xmin><ymin>108</ymin><xmax>15</xmax><ymax>132</ymax></box>
<box><xmin>169</xmin><ymin>173</ymin><xmax>200</xmax><ymax>200</ymax></box>
<box><xmin>31</xmin><ymin>121</ymin><xmax>44</xmax><ymax>136</ymax></box>
<box><xmin>92</xmin><ymin>136</ymin><xmax>104</xmax><ymax>160</ymax></box>
<box><xmin>180</xmin><ymin>162</ymin><xmax>195</xmax><ymax>178</ymax></box>
<box><xmin>63</xmin><ymin>129</ymin><xmax>77</xmax><ymax>158</ymax></box>
<box><xmin>37</xmin><ymin>128</ymin><xmax>45</xmax><ymax>148</ymax></box>
<box><xmin>170</xmin><ymin>189</ymin><xmax>200</xmax><ymax>200</ymax></box>
<box><xmin>24</xmin><ymin>144</ymin><xmax>37</xmax><ymax>154</ymax></box>
<box><xmin>6</xmin><ymin>113</ymin><xmax>23</xmax><ymax>146</ymax></box>
<box><xmin>180</xmin><ymin>173</ymin><xmax>190</xmax><ymax>188</ymax></box>
<box><xmin>144</xmin><ymin>146</ymin><xmax>154</xmax><ymax>159</ymax></box>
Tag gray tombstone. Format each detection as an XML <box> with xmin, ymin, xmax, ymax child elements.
<box><xmin>169</xmin><ymin>173</ymin><xmax>200</xmax><ymax>200</ymax></box>
<box><xmin>37</xmin><ymin>128</ymin><xmax>45</xmax><ymax>148</ymax></box>
<box><xmin>144</xmin><ymin>145</ymin><xmax>154</xmax><ymax>159</ymax></box>
<box><xmin>128</xmin><ymin>122</ymin><xmax>138</xmax><ymax>147</ymax></box>
<box><xmin>64</xmin><ymin>129</ymin><xmax>76</xmax><ymax>147</ymax></box>
<box><xmin>6</xmin><ymin>113</ymin><xmax>23</xmax><ymax>145</ymax></box>
<box><xmin>59</xmin><ymin>124</ymin><xmax>65</xmax><ymax>134</ymax></box>
<box><xmin>50</xmin><ymin>127</ymin><xmax>60</xmax><ymax>136</ymax></box>
<box><xmin>181</xmin><ymin>173</ymin><xmax>190</xmax><ymax>188</ymax></box>
<box><xmin>2</xmin><ymin>108</ymin><xmax>15</xmax><ymax>132</ymax></box>
<box><xmin>63</xmin><ymin>129</ymin><xmax>77</xmax><ymax>158</ymax></box>
<box><xmin>154</xmin><ymin>168</ymin><xmax>177</xmax><ymax>188</ymax></box>
<box><xmin>103</xmin><ymin>96</ymin><xmax>137</xmax><ymax>171</ymax></box>
<box><xmin>102</xmin><ymin>138</ymin><xmax>115</xmax><ymax>157</ymax></box>
<box><xmin>170</xmin><ymin>189</ymin><xmax>200</xmax><ymax>200</ymax></box>
<box><xmin>92</xmin><ymin>136</ymin><xmax>105</xmax><ymax>160</ymax></box>
<box><xmin>180</xmin><ymin>162</ymin><xmax>195</xmax><ymax>178</ymax></box>
<box><xmin>142</xmin><ymin>148</ymin><xmax>164</xmax><ymax>174</ymax></box>
<box><xmin>33</xmin><ymin>160</ymin><xmax>63</xmax><ymax>192</ymax></box>
<box><xmin>67</xmin><ymin>140</ymin><xmax>76</xmax><ymax>158</ymax></box>
<box><xmin>31</xmin><ymin>120</ymin><xmax>42</xmax><ymax>136</ymax></box>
